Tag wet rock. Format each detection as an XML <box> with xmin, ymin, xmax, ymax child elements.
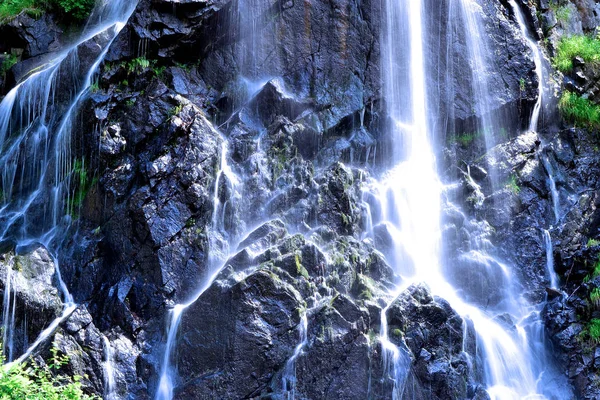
<box><xmin>0</xmin><ymin>245</ymin><xmax>63</xmax><ymax>359</ymax></box>
<box><xmin>175</xmin><ymin>270</ymin><xmax>303</xmax><ymax>399</ymax></box>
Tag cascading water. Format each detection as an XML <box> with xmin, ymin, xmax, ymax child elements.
<box><xmin>543</xmin><ymin>229</ymin><xmax>560</xmax><ymax>291</ymax></box>
<box><xmin>155</xmin><ymin>139</ymin><xmax>241</xmax><ymax>400</ymax></box>
<box><xmin>376</xmin><ymin>0</ymin><xmax>571</xmax><ymax>398</ymax></box>
<box><xmin>0</xmin><ymin>0</ymin><xmax>138</xmax><ymax>364</ymax></box>
<box><xmin>281</xmin><ymin>312</ymin><xmax>308</xmax><ymax>399</ymax></box>
<box><xmin>103</xmin><ymin>335</ymin><xmax>117</xmax><ymax>400</ymax></box>
<box><xmin>456</xmin><ymin>0</ymin><xmax>502</xmax><ymax>152</ymax></box>
<box><xmin>507</xmin><ymin>0</ymin><xmax>544</xmax><ymax>133</ymax></box>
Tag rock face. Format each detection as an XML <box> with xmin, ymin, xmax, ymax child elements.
<box><xmin>1</xmin><ymin>0</ymin><xmax>600</xmax><ymax>399</ymax></box>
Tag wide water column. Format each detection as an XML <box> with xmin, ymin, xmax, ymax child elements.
<box><xmin>379</xmin><ymin>0</ymin><xmax>564</xmax><ymax>399</ymax></box>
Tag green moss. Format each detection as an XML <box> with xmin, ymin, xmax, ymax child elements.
<box><xmin>391</xmin><ymin>328</ymin><xmax>402</xmax><ymax>338</ymax></box>
<box><xmin>558</xmin><ymin>91</ymin><xmax>600</xmax><ymax>130</ymax></box>
<box><xmin>359</xmin><ymin>288</ymin><xmax>372</xmax><ymax>300</ymax></box>
<box><xmin>295</xmin><ymin>253</ymin><xmax>309</xmax><ymax>279</ymax></box>
<box><xmin>589</xmin><ymin>319</ymin><xmax>600</xmax><ymax>343</ymax></box>
<box><xmin>554</xmin><ymin>35</ymin><xmax>600</xmax><ymax>73</ymax></box>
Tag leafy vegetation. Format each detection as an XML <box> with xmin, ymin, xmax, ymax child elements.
<box><xmin>554</xmin><ymin>35</ymin><xmax>600</xmax><ymax>72</ymax></box>
<box><xmin>0</xmin><ymin>345</ymin><xmax>96</xmax><ymax>399</ymax></box>
<box><xmin>588</xmin><ymin>238</ymin><xmax>600</xmax><ymax>247</ymax></box>
<box><xmin>0</xmin><ymin>0</ymin><xmax>94</xmax><ymax>22</ymax></box>
<box><xmin>558</xmin><ymin>91</ymin><xmax>600</xmax><ymax>130</ymax></box>
<box><xmin>0</xmin><ymin>54</ymin><xmax>17</xmax><ymax>76</ymax></box>
<box><xmin>52</xmin><ymin>0</ymin><xmax>95</xmax><ymax>20</ymax></box>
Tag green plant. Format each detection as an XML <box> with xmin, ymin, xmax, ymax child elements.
<box><xmin>589</xmin><ymin>318</ymin><xmax>600</xmax><ymax>343</ymax></box>
<box><xmin>448</xmin><ymin>130</ymin><xmax>482</xmax><ymax>147</ymax></box>
<box><xmin>0</xmin><ymin>343</ymin><xmax>96</xmax><ymax>399</ymax></box>
<box><xmin>0</xmin><ymin>0</ymin><xmax>43</xmax><ymax>21</ymax></box>
<box><xmin>519</xmin><ymin>77</ymin><xmax>526</xmax><ymax>92</ymax></box>
<box><xmin>167</xmin><ymin>104</ymin><xmax>184</xmax><ymax>121</ymax></box>
<box><xmin>505</xmin><ymin>174</ymin><xmax>521</xmax><ymax>195</ymax></box>
<box><xmin>584</xmin><ymin>257</ymin><xmax>600</xmax><ymax>282</ymax></box>
<box><xmin>590</xmin><ymin>288</ymin><xmax>600</xmax><ymax>308</ymax></box>
<box><xmin>0</xmin><ymin>0</ymin><xmax>94</xmax><ymax>22</ymax></box>
<box><xmin>66</xmin><ymin>158</ymin><xmax>96</xmax><ymax>218</ymax></box>
<box><xmin>587</xmin><ymin>238</ymin><xmax>600</xmax><ymax>247</ymax></box>
<box><xmin>51</xmin><ymin>0</ymin><xmax>95</xmax><ymax>20</ymax></box>
<box><xmin>555</xmin><ymin>5</ymin><xmax>572</xmax><ymax>24</ymax></box>
<box><xmin>0</xmin><ymin>53</ymin><xmax>17</xmax><ymax>76</ymax></box>
<box><xmin>554</xmin><ymin>35</ymin><xmax>600</xmax><ymax>72</ymax></box>
<box><xmin>295</xmin><ymin>253</ymin><xmax>309</xmax><ymax>279</ymax></box>
<box><xmin>126</xmin><ymin>57</ymin><xmax>151</xmax><ymax>74</ymax></box>
<box><xmin>89</xmin><ymin>81</ymin><xmax>99</xmax><ymax>93</ymax></box>
<box><xmin>558</xmin><ymin>91</ymin><xmax>600</xmax><ymax>130</ymax></box>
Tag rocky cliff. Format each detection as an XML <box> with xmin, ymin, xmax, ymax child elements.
<box><xmin>0</xmin><ymin>0</ymin><xmax>600</xmax><ymax>399</ymax></box>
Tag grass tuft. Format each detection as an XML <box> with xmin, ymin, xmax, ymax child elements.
<box><xmin>558</xmin><ymin>91</ymin><xmax>600</xmax><ymax>130</ymax></box>
<box><xmin>554</xmin><ymin>35</ymin><xmax>600</xmax><ymax>73</ymax></box>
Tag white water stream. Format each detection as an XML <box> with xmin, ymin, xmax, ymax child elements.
<box><xmin>0</xmin><ymin>0</ymin><xmax>138</xmax><ymax>380</ymax></box>
<box><xmin>377</xmin><ymin>0</ymin><xmax>569</xmax><ymax>399</ymax></box>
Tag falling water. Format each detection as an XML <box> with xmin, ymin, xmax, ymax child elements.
<box><xmin>0</xmin><ymin>0</ymin><xmax>138</xmax><ymax>363</ymax></box>
<box><xmin>281</xmin><ymin>312</ymin><xmax>308</xmax><ymax>399</ymax></box>
<box><xmin>508</xmin><ymin>0</ymin><xmax>544</xmax><ymax>132</ymax></box>
<box><xmin>103</xmin><ymin>335</ymin><xmax>117</xmax><ymax>400</ymax></box>
<box><xmin>376</xmin><ymin>0</ymin><xmax>571</xmax><ymax>398</ymax></box>
<box><xmin>155</xmin><ymin>139</ymin><xmax>241</xmax><ymax>400</ymax></box>
<box><xmin>541</xmin><ymin>154</ymin><xmax>560</xmax><ymax>223</ymax></box>
<box><xmin>543</xmin><ymin>230</ymin><xmax>560</xmax><ymax>290</ymax></box>
<box><xmin>457</xmin><ymin>0</ymin><xmax>501</xmax><ymax>151</ymax></box>
<box><xmin>379</xmin><ymin>0</ymin><xmax>442</xmax><ymax>394</ymax></box>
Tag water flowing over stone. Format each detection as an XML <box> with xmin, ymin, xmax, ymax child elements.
<box><xmin>0</xmin><ymin>0</ymin><xmax>138</xmax><ymax>368</ymax></box>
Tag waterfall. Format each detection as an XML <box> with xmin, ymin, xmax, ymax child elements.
<box><xmin>103</xmin><ymin>335</ymin><xmax>117</xmax><ymax>400</ymax></box>
<box><xmin>507</xmin><ymin>0</ymin><xmax>544</xmax><ymax>132</ymax></box>
<box><xmin>376</xmin><ymin>0</ymin><xmax>571</xmax><ymax>398</ymax></box>
<box><xmin>0</xmin><ymin>0</ymin><xmax>138</xmax><ymax>363</ymax></box>
<box><xmin>456</xmin><ymin>0</ymin><xmax>501</xmax><ymax>151</ymax></box>
<box><xmin>543</xmin><ymin>230</ymin><xmax>560</xmax><ymax>290</ymax></box>
<box><xmin>281</xmin><ymin>312</ymin><xmax>308</xmax><ymax>399</ymax></box>
<box><xmin>541</xmin><ymin>154</ymin><xmax>561</xmax><ymax>224</ymax></box>
<box><xmin>155</xmin><ymin>140</ymin><xmax>241</xmax><ymax>400</ymax></box>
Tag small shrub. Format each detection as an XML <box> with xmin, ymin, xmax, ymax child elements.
<box><xmin>0</xmin><ymin>345</ymin><xmax>96</xmax><ymax>399</ymax></box>
<box><xmin>554</xmin><ymin>35</ymin><xmax>600</xmax><ymax>73</ymax></box>
<box><xmin>558</xmin><ymin>91</ymin><xmax>600</xmax><ymax>130</ymax></box>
